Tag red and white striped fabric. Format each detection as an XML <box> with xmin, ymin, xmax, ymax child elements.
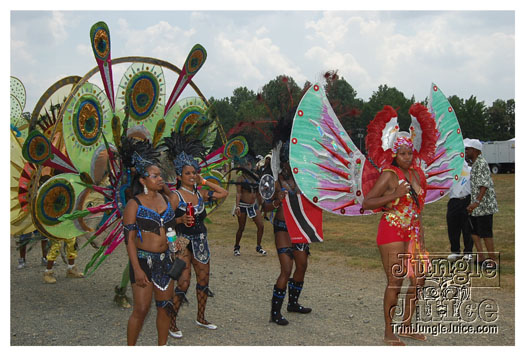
<box><xmin>282</xmin><ymin>193</ymin><xmax>323</xmax><ymax>244</ymax></box>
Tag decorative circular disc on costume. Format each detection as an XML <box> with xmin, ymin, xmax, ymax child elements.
<box><xmin>116</xmin><ymin>63</ymin><xmax>165</xmax><ymax>135</ymax></box>
<box><xmin>259</xmin><ymin>174</ymin><xmax>275</xmax><ymax>200</ymax></box>
<box><xmin>185</xmin><ymin>44</ymin><xmax>207</xmax><ymax>76</ymax></box>
<box><xmin>22</xmin><ymin>130</ymin><xmax>51</xmax><ymax>165</ymax></box>
<box><xmin>90</xmin><ymin>21</ymin><xmax>111</xmax><ymax>61</ymax></box>
<box><xmin>11</xmin><ymin>131</ymin><xmax>30</xmax><ymax>226</ymax></box>
<box><xmin>166</xmin><ymin>96</ymin><xmax>207</xmax><ymax>133</ymax></box>
<box><xmin>74</xmin><ymin>187</ymin><xmax>106</xmax><ymax>232</ymax></box>
<box><xmin>10</xmin><ymin>76</ymin><xmax>26</xmax><ymax>110</ymax></box>
<box><xmin>30</xmin><ymin>76</ymin><xmax>81</xmax><ymax>138</ymax></box>
<box><xmin>17</xmin><ymin>162</ymin><xmax>36</xmax><ymax>214</ymax></box>
<box><xmin>10</xmin><ymin>95</ymin><xmax>25</xmax><ymax>129</ymax></box>
<box><xmin>164</xmin><ymin>96</ymin><xmax>216</xmax><ymax>150</ymax></box>
<box><xmin>62</xmin><ymin>82</ymin><xmax>112</xmax><ymax>175</ymax></box>
<box><xmin>121</xmin><ymin>64</ymin><xmax>165</xmax><ymax>121</ymax></box>
<box><xmin>32</xmin><ymin>174</ymin><xmax>87</xmax><ymax>240</ymax></box>
<box><xmin>35</xmin><ymin>178</ymin><xmax>75</xmax><ymax>226</ymax></box>
<box><xmin>73</xmin><ymin>97</ymin><xmax>103</xmax><ymax>146</ymax></box>
<box><xmin>224</xmin><ymin>136</ymin><xmax>248</xmax><ymax>159</ymax></box>
<box><xmin>90</xmin><ymin>143</ymin><xmax>119</xmax><ymax>185</ymax></box>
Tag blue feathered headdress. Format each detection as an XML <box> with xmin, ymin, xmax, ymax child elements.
<box><xmin>161</xmin><ymin>132</ymin><xmax>207</xmax><ymax>176</ymax></box>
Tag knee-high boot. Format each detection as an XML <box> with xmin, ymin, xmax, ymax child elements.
<box><xmin>270</xmin><ymin>285</ymin><xmax>289</xmax><ymax>325</ymax></box>
<box><xmin>287</xmin><ymin>279</ymin><xmax>312</xmax><ymax>313</ymax></box>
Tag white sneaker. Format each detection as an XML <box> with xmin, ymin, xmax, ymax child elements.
<box><xmin>256</xmin><ymin>246</ymin><xmax>267</xmax><ymax>256</ymax></box>
<box><xmin>463</xmin><ymin>254</ymin><xmax>473</xmax><ymax>262</ymax></box>
<box><xmin>17</xmin><ymin>258</ymin><xmax>26</xmax><ymax>269</ymax></box>
<box><xmin>195</xmin><ymin>320</ymin><xmax>217</xmax><ymax>330</ymax></box>
<box><xmin>447</xmin><ymin>253</ymin><xmax>461</xmax><ymax>261</ymax></box>
<box><xmin>169</xmin><ymin>329</ymin><xmax>182</xmax><ymax>338</ymax></box>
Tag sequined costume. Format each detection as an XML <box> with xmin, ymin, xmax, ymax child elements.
<box><xmin>173</xmin><ymin>190</ymin><xmax>210</xmax><ymax>264</ymax></box>
<box><xmin>377</xmin><ymin>165</ymin><xmax>427</xmax><ymax>245</ymax></box>
<box><xmin>124</xmin><ymin>195</ymin><xmax>175</xmax><ymax>290</ymax></box>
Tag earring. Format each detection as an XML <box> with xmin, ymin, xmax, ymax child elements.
<box><xmin>144</xmin><ymin>185</ymin><xmax>148</xmax><ymax>195</ymax></box>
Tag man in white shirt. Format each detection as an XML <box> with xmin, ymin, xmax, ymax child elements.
<box><xmin>446</xmin><ymin>153</ymin><xmax>473</xmax><ymax>261</ymax></box>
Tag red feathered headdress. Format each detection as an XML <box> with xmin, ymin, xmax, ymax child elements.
<box><xmin>366</xmin><ymin>103</ymin><xmax>438</xmax><ymax>169</ymax></box>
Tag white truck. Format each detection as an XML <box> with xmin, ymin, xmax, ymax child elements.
<box><xmin>482</xmin><ymin>139</ymin><xmax>515</xmax><ymax>174</ymax></box>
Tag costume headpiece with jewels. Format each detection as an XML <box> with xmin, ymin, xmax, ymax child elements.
<box><xmin>365</xmin><ymin>103</ymin><xmax>438</xmax><ymax>169</ymax></box>
<box><xmin>119</xmin><ymin>136</ymin><xmax>160</xmax><ymax>177</ymax></box>
<box><xmin>161</xmin><ymin>131</ymin><xmax>206</xmax><ymax>176</ymax></box>
<box><xmin>131</xmin><ymin>151</ymin><xmax>154</xmax><ymax>177</ymax></box>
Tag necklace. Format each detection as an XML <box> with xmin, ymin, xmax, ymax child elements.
<box><xmin>180</xmin><ymin>186</ymin><xmax>195</xmax><ymax>195</ymax></box>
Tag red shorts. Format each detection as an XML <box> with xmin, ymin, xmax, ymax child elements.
<box><xmin>376</xmin><ymin>216</ymin><xmax>411</xmax><ymax>245</ymax></box>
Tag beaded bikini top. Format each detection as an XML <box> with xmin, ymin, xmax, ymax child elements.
<box><xmin>124</xmin><ymin>195</ymin><xmax>176</xmax><ymax>242</ymax></box>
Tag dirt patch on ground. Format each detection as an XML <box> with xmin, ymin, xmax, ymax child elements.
<box><xmin>10</xmin><ymin>230</ymin><xmax>514</xmax><ymax>346</ymax></box>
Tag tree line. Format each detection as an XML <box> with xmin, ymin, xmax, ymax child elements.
<box><xmin>208</xmin><ymin>72</ymin><xmax>515</xmax><ymax>157</ymax></box>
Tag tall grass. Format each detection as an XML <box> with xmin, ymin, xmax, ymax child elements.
<box><xmin>207</xmin><ymin>174</ymin><xmax>514</xmax><ymax>289</ymax></box>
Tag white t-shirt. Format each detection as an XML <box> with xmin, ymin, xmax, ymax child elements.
<box><xmin>449</xmin><ymin>160</ymin><xmax>471</xmax><ymax>198</ymax></box>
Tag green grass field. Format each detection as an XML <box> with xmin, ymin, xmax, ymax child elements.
<box><xmin>207</xmin><ymin>173</ymin><xmax>515</xmax><ymax>289</ymax></box>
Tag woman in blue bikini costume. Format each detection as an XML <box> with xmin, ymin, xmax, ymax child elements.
<box><xmin>122</xmin><ymin>138</ymin><xmax>176</xmax><ymax>346</ymax></box>
<box><xmin>161</xmin><ymin>132</ymin><xmax>229</xmax><ymax>339</ymax></box>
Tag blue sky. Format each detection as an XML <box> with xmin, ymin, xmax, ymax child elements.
<box><xmin>10</xmin><ymin>7</ymin><xmax>516</xmax><ymax>113</ymax></box>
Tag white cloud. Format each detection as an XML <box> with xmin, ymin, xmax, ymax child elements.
<box><xmin>11</xmin><ymin>40</ymin><xmax>36</xmax><ymax>65</ymax></box>
<box><xmin>76</xmin><ymin>43</ymin><xmax>91</xmax><ymax>56</ymax></box>
<box><xmin>256</xmin><ymin>26</ymin><xmax>269</xmax><ymax>36</ymax></box>
<box><xmin>215</xmin><ymin>31</ymin><xmax>306</xmax><ymax>89</ymax></box>
<box><xmin>305</xmin><ymin>11</ymin><xmax>352</xmax><ymax>48</ymax></box>
<box><xmin>116</xmin><ymin>20</ymin><xmax>195</xmax><ymax>64</ymax></box>
<box><xmin>48</xmin><ymin>11</ymin><xmax>68</xmax><ymax>44</ymax></box>
<box><xmin>300</xmin><ymin>11</ymin><xmax>515</xmax><ymax>102</ymax></box>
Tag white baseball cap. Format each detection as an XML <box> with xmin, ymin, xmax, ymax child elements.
<box><xmin>464</xmin><ymin>138</ymin><xmax>482</xmax><ymax>151</ymax></box>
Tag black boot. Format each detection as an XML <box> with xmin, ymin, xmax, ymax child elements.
<box><xmin>270</xmin><ymin>285</ymin><xmax>289</xmax><ymax>325</ymax></box>
<box><xmin>287</xmin><ymin>279</ymin><xmax>312</xmax><ymax>313</ymax></box>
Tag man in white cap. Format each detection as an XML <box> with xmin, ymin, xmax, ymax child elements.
<box><xmin>446</xmin><ymin>139</ymin><xmax>474</xmax><ymax>261</ymax></box>
<box><xmin>464</xmin><ymin>138</ymin><xmax>498</xmax><ymax>266</ymax></box>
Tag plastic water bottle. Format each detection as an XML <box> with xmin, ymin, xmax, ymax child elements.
<box><xmin>166</xmin><ymin>228</ymin><xmax>176</xmax><ymax>253</ymax></box>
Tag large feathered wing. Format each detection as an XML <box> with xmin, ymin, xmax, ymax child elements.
<box><xmin>289</xmin><ymin>84</ymin><xmax>373</xmax><ymax>216</ymax></box>
<box><xmin>423</xmin><ymin>83</ymin><xmax>465</xmax><ymax>203</ymax></box>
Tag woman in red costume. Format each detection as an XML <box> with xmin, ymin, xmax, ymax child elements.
<box><xmin>362</xmin><ymin>104</ymin><xmax>438</xmax><ymax>346</ymax></box>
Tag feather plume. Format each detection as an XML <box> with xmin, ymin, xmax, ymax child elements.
<box><xmin>409</xmin><ymin>103</ymin><xmax>438</xmax><ymax>164</ymax></box>
<box><xmin>365</xmin><ymin>105</ymin><xmax>398</xmax><ymax>168</ymax></box>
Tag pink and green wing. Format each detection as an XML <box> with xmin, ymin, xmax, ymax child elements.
<box><xmin>425</xmin><ymin>83</ymin><xmax>465</xmax><ymax>203</ymax></box>
<box><xmin>290</xmin><ymin>84</ymin><xmax>370</xmax><ymax>216</ymax></box>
